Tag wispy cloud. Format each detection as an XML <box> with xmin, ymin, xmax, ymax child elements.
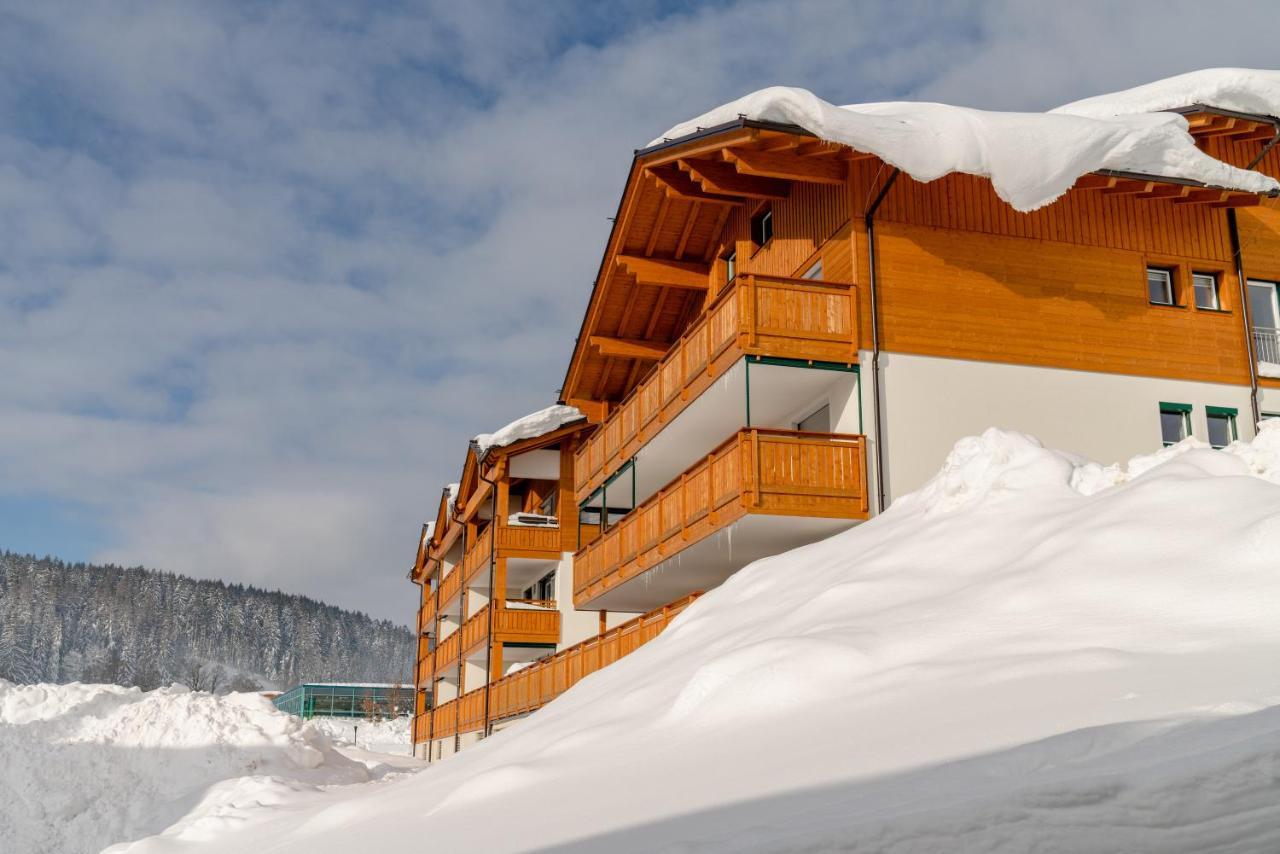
<box><xmin>2</xmin><ymin>0</ymin><xmax>1277</xmax><ymax>621</ymax></box>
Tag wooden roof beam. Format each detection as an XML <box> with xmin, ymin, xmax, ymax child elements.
<box><xmin>589</xmin><ymin>335</ymin><xmax>670</xmax><ymax>361</ymax></box>
<box><xmin>1073</xmin><ymin>174</ymin><xmax>1116</xmax><ymax>191</ymax></box>
<box><xmin>1232</xmin><ymin>126</ymin><xmax>1279</xmax><ymax>142</ymax></box>
<box><xmin>678</xmin><ymin>158</ymin><xmax>791</xmax><ymax>199</ymax></box>
<box><xmin>616</xmin><ymin>254</ymin><xmax>710</xmax><ymax>290</ymax></box>
<box><xmin>724</xmin><ymin>147</ymin><xmax>848</xmax><ymax>185</ymax></box>
<box><xmin>648</xmin><ymin>165</ymin><xmax>744</xmax><ymax>206</ymax></box>
<box><xmin>1133</xmin><ymin>184</ymin><xmax>1190</xmax><ymax>200</ymax></box>
<box><xmin>1212</xmin><ymin>194</ymin><xmax>1263</xmax><ymax>208</ymax></box>
<box><xmin>1173</xmin><ymin>189</ymin><xmax>1231</xmax><ymax>205</ymax></box>
<box><xmin>1101</xmin><ymin>179</ymin><xmax>1154</xmax><ymax>196</ymax></box>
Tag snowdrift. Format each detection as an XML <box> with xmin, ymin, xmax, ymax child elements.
<box><xmin>110</xmin><ymin>427</ymin><xmax>1280</xmax><ymax>851</ymax></box>
<box><xmin>651</xmin><ymin>73</ymin><xmax>1280</xmax><ymax>212</ymax></box>
<box><xmin>308</xmin><ymin>715</ymin><xmax>412</xmax><ymax>756</ymax></box>
<box><xmin>0</xmin><ymin>684</ymin><xmax>369</xmax><ymax>854</ymax></box>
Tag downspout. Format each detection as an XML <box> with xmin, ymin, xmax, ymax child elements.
<box><xmin>864</xmin><ymin>168</ymin><xmax>901</xmax><ymax>514</ymax></box>
<box><xmin>1228</xmin><ymin>208</ymin><xmax>1263</xmax><ymax>429</ymax></box>
<box><xmin>479</xmin><ymin>459</ymin><xmax>499</xmax><ymax>738</ymax></box>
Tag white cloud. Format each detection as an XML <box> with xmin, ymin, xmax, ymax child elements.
<box><xmin>2</xmin><ymin>0</ymin><xmax>1278</xmax><ymax>621</ymax></box>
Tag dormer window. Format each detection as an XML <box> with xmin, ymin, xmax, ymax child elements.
<box><xmin>751</xmin><ymin>207</ymin><xmax>773</xmax><ymax>247</ymax></box>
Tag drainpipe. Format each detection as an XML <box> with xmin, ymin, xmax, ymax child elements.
<box><xmin>1228</xmin><ymin>208</ymin><xmax>1263</xmax><ymax>429</ymax></box>
<box><xmin>864</xmin><ymin>168</ymin><xmax>901</xmax><ymax>514</ymax></box>
<box><xmin>479</xmin><ymin>459</ymin><xmax>499</xmax><ymax>738</ymax></box>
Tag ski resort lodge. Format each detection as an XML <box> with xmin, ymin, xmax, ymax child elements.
<box><xmin>409</xmin><ymin>70</ymin><xmax>1280</xmax><ymax>760</ymax></box>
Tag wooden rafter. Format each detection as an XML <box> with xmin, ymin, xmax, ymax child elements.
<box><xmin>1212</xmin><ymin>195</ymin><xmax>1262</xmax><ymax>208</ymax></box>
<box><xmin>616</xmin><ymin>254</ymin><xmax>709</xmax><ymax>290</ymax></box>
<box><xmin>724</xmin><ymin>147</ymin><xmax>848</xmax><ymax>185</ymax></box>
<box><xmin>678</xmin><ymin>158</ymin><xmax>791</xmax><ymax>200</ymax></box>
<box><xmin>1133</xmin><ymin>185</ymin><xmax>1189</xmax><ymax>200</ymax></box>
<box><xmin>674</xmin><ymin>202</ymin><xmax>700</xmax><ymax>259</ymax></box>
<box><xmin>702</xmin><ymin>205</ymin><xmax>733</xmax><ymax>262</ymax></box>
<box><xmin>1173</xmin><ymin>189</ymin><xmax>1230</xmax><ymax>205</ymax></box>
<box><xmin>589</xmin><ymin>335</ymin><xmax>668</xmax><ymax>361</ymax></box>
<box><xmin>648</xmin><ymin>165</ymin><xmax>744</xmax><ymax>205</ymax></box>
<box><xmin>645</xmin><ymin>194</ymin><xmax>670</xmax><ymax>257</ymax></box>
<box><xmin>1101</xmin><ymin>179</ymin><xmax>1154</xmax><ymax>196</ymax></box>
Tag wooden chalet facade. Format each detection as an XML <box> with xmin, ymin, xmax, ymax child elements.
<box><xmin>410</xmin><ymin>85</ymin><xmax>1280</xmax><ymax>760</ymax></box>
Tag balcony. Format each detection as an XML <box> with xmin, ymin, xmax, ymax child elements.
<box><xmin>574</xmin><ymin>428</ymin><xmax>869</xmax><ymax>611</ymax></box>
<box><xmin>574</xmin><ymin>273</ymin><xmax>860</xmax><ymax>504</ymax></box>
<box><xmin>488</xmin><ymin>593</ymin><xmax>700</xmax><ymax>722</ymax></box>
<box><xmin>430</xmin><ymin>520</ymin><xmax>564</xmax><ymax>619</ymax></box>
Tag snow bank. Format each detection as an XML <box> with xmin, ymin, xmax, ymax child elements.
<box><xmin>472</xmin><ymin>404</ymin><xmax>583</xmax><ymax>458</ymax></box>
<box><xmin>652</xmin><ymin>83</ymin><xmax>1279</xmax><ymax>212</ymax></box>
<box><xmin>0</xmin><ymin>683</ymin><xmax>368</xmax><ymax>854</ymax></box>
<box><xmin>113</xmin><ymin>425</ymin><xmax>1280</xmax><ymax>852</ymax></box>
<box><xmin>1054</xmin><ymin>67</ymin><xmax>1280</xmax><ymax>121</ymax></box>
<box><xmin>307</xmin><ymin>716</ymin><xmax>412</xmax><ymax>757</ymax></box>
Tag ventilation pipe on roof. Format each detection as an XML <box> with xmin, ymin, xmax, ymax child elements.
<box><xmin>864</xmin><ymin>168</ymin><xmax>901</xmax><ymax>514</ymax></box>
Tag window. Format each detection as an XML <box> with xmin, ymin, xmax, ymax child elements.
<box><xmin>538</xmin><ymin>491</ymin><xmax>557</xmax><ymax>518</ymax></box>
<box><xmin>723</xmin><ymin>250</ymin><xmax>736</xmax><ymax>283</ymax></box>
<box><xmin>803</xmin><ymin>259</ymin><xmax>824</xmax><ymax>280</ymax></box>
<box><xmin>523</xmin><ymin>570</ymin><xmax>556</xmax><ymax>602</ymax></box>
<box><xmin>1206</xmin><ymin>406</ymin><xmax>1238</xmax><ymax>449</ymax></box>
<box><xmin>1249</xmin><ymin>280</ymin><xmax>1280</xmax><ymax>364</ymax></box>
<box><xmin>1159</xmin><ymin>402</ymin><xmax>1192</xmax><ymax>447</ymax></box>
<box><xmin>751</xmin><ymin>207</ymin><xmax>773</xmax><ymax>247</ymax></box>
<box><xmin>797</xmin><ymin>404</ymin><xmax>831</xmax><ymax>433</ymax></box>
<box><xmin>1192</xmin><ymin>272</ymin><xmax>1221</xmax><ymax>310</ymax></box>
<box><xmin>1147</xmin><ymin>267</ymin><xmax>1175</xmax><ymax>306</ymax></box>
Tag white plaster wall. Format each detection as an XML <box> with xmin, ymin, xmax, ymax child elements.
<box><xmin>856</xmin><ymin>352</ymin><xmax>1256</xmax><ymax>503</ymax></box>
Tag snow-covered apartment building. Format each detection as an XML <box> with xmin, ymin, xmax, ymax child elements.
<box><xmin>410</xmin><ymin>70</ymin><xmax>1280</xmax><ymax>760</ymax></box>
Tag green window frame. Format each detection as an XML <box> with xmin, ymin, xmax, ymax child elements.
<box><xmin>1206</xmin><ymin>405</ymin><xmax>1239</xmax><ymax>449</ymax></box>
<box><xmin>1159</xmin><ymin>401</ymin><xmax>1192</xmax><ymax>447</ymax></box>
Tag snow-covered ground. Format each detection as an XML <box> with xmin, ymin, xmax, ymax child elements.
<box><xmin>87</xmin><ymin>424</ymin><xmax>1280</xmax><ymax>853</ymax></box>
<box><xmin>0</xmin><ymin>683</ymin><xmax>420</xmax><ymax>854</ymax></box>
<box><xmin>307</xmin><ymin>715</ymin><xmax>412</xmax><ymax>757</ymax></box>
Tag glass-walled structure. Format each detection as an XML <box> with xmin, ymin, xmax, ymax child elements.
<box><xmin>273</xmin><ymin>683</ymin><xmax>417</xmax><ymax>719</ymax></box>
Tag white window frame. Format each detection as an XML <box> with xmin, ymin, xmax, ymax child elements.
<box><xmin>1192</xmin><ymin>271</ymin><xmax>1220</xmax><ymax>310</ymax></box>
<box><xmin>803</xmin><ymin>259</ymin><xmax>824</xmax><ymax>280</ymax></box>
<box><xmin>1147</xmin><ymin>267</ymin><xmax>1175</xmax><ymax>306</ymax></box>
<box><xmin>724</xmin><ymin>250</ymin><xmax>736</xmax><ymax>283</ymax></box>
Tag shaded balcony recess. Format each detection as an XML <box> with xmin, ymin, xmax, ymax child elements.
<box><xmin>575</xmin><ymin>273</ymin><xmax>861</xmax><ymax>504</ymax></box>
<box><xmin>577</xmin><ymin>359</ymin><xmax>859</xmax><ymax>533</ymax></box>
<box><xmin>575</xmin><ymin>428</ymin><xmax>870</xmax><ymax>612</ymax></box>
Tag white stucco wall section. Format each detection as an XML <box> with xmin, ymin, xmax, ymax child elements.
<box><xmin>860</xmin><ymin>352</ymin><xmax>1256</xmax><ymax>503</ymax></box>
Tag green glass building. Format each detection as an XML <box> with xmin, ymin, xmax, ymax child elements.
<box><xmin>272</xmin><ymin>683</ymin><xmax>416</xmax><ymax>720</ymax></box>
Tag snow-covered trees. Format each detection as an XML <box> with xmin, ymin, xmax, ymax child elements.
<box><xmin>0</xmin><ymin>552</ymin><xmax>414</xmax><ymax>689</ymax></box>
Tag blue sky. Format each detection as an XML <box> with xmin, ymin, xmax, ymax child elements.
<box><xmin>3</xmin><ymin>0</ymin><xmax>1280</xmax><ymax>623</ymax></box>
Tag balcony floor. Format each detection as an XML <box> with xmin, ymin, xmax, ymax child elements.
<box><xmin>585</xmin><ymin>513</ymin><xmax>855</xmax><ymax>613</ymax></box>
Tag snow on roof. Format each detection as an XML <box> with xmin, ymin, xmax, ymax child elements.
<box><xmin>298</xmin><ymin>683</ymin><xmax>403</xmax><ymax>689</ymax></box>
<box><xmin>445</xmin><ymin>482</ymin><xmax>459</xmax><ymax>513</ymax></box>
<box><xmin>1053</xmin><ymin>68</ymin><xmax>1280</xmax><ymax>121</ymax></box>
<box><xmin>421</xmin><ymin>521</ymin><xmax>435</xmax><ymax>540</ymax></box>
<box><xmin>652</xmin><ymin>81</ymin><xmax>1279</xmax><ymax>212</ymax></box>
<box><xmin>472</xmin><ymin>404</ymin><xmax>584</xmax><ymax>458</ymax></box>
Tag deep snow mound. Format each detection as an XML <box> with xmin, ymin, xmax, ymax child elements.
<box><xmin>307</xmin><ymin>715</ymin><xmax>412</xmax><ymax>756</ymax></box>
<box><xmin>0</xmin><ymin>682</ymin><xmax>368</xmax><ymax>854</ymax></box>
<box><xmin>109</xmin><ymin>427</ymin><xmax>1280</xmax><ymax>852</ymax></box>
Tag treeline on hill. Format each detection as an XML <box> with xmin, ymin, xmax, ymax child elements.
<box><xmin>0</xmin><ymin>551</ymin><xmax>414</xmax><ymax>691</ymax></box>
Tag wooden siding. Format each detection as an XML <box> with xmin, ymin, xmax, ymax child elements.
<box><xmin>574</xmin><ymin>428</ymin><xmax>869</xmax><ymax>609</ymax></box>
<box><xmin>713</xmin><ymin>180</ymin><xmax>851</xmax><ymax>280</ymax></box>
<box><xmin>488</xmin><ymin>593</ymin><xmax>700</xmax><ymax>722</ymax></box>
<box><xmin>870</xmin><ymin>219</ymin><xmax>1250</xmax><ymax>385</ymax></box>
<box><xmin>574</xmin><ymin>273</ymin><xmax>860</xmax><ymax>502</ymax></box>
<box><xmin>426</xmin><ymin>522</ymin><xmax>562</xmax><ymax>624</ymax></box>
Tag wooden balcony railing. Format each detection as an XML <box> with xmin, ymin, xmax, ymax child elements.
<box><xmin>574</xmin><ymin>428</ymin><xmax>868</xmax><ymax>607</ymax></box>
<box><xmin>433</xmin><ymin>627</ymin><xmax>461</xmax><ymax>676</ymax></box>
<box><xmin>413</xmin><ymin>710</ymin><xmax>430</xmax><ymax>743</ymax></box>
<box><xmin>427</xmin><ymin>686</ymin><xmax>488</xmax><ymax>741</ymax></box>
<box><xmin>489</xmin><ymin>593</ymin><xmax>700</xmax><ymax>722</ymax></box>
<box><xmin>414</xmin><ymin>638</ymin><xmax>433</xmax><ymax>688</ymax></box>
<box><xmin>428</xmin><ymin>523</ymin><xmax>563</xmax><ymax>621</ymax></box>
<box><xmin>458</xmin><ymin>601</ymin><xmax>562</xmax><ymax>657</ymax></box>
<box><xmin>574</xmin><ymin>274</ymin><xmax>860</xmax><ymax>502</ymax></box>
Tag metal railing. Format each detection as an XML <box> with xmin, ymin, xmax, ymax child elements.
<box><xmin>1255</xmin><ymin>326</ymin><xmax>1280</xmax><ymax>365</ymax></box>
